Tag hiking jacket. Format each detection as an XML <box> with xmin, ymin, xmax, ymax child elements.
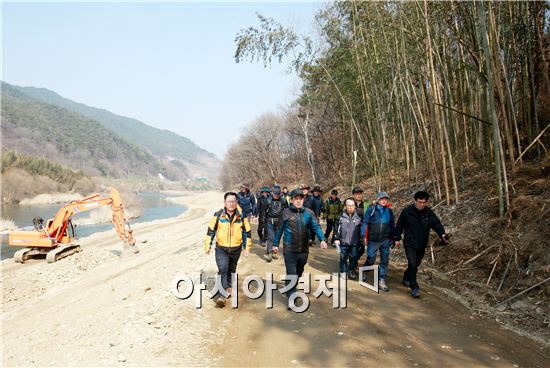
<box><xmin>323</xmin><ymin>198</ymin><xmax>343</xmax><ymax>221</ymax></box>
<box><xmin>257</xmin><ymin>195</ymin><xmax>272</xmax><ymax>223</ymax></box>
<box><xmin>204</xmin><ymin>208</ymin><xmax>252</xmax><ymax>252</ymax></box>
<box><xmin>273</xmin><ymin>205</ymin><xmax>325</xmax><ymax>252</ymax></box>
<box><xmin>396</xmin><ymin>204</ymin><xmax>445</xmax><ymax>249</ymax></box>
<box><xmin>237</xmin><ymin>191</ymin><xmax>256</xmax><ymax>217</ymax></box>
<box><xmin>265</xmin><ymin>197</ymin><xmax>289</xmax><ymax>222</ymax></box>
<box><xmin>305</xmin><ymin>194</ymin><xmax>324</xmax><ymax>218</ymax></box>
<box><xmin>333</xmin><ymin>211</ymin><xmax>362</xmax><ymax>246</ymax></box>
<box><xmin>360</xmin><ymin>204</ymin><xmax>396</xmax><ymax>242</ymax></box>
<box><xmin>354</xmin><ymin>200</ymin><xmax>370</xmax><ymax>219</ymax></box>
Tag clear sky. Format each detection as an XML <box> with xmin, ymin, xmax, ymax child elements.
<box><xmin>2</xmin><ymin>1</ymin><xmax>323</xmax><ymax>159</ymax></box>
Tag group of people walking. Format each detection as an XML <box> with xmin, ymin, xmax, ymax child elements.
<box><xmin>204</xmin><ymin>183</ymin><xmax>449</xmax><ymax>309</ymax></box>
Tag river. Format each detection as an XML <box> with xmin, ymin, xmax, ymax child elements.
<box><xmin>0</xmin><ymin>192</ymin><xmax>186</xmax><ymax>260</ymax></box>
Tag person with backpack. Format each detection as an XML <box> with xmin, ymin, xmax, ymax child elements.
<box><xmin>204</xmin><ymin>192</ymin><xmax>251</xmax><ymax>307</ymax></box>
<box><xmin>273</xmin><ymin>188</ymin><xmax>328</xmax><ymax>310</ymax></box>
<box><xmin>333</xmin><ymin>197</ymin><xmax>362</xmax><ymax>280</ymax></box>
<box><xmin>237</xmin><ymin>183</ymin><xmax>256</xmax><ymax>222</ymax></box>
<box><xmin>395</xmin><ymin>191</ymin><xmax>449</xmax><ymax>298</ymax></box>
<box><xmin>264</xmin><ymin>185</ymin><xmax>289</xmax><ymax>262</ymax></box>
<box><xmin>257</xmin><ymin>187</ymin><xmax>271</xmax><ymax>246</ymax></box>
<box><xmin>360</xmin><ymin>192</ymin><xmax>398</xmax><ymax>292</ymax></box>
<box><xmin>323</xmin><ymin>189</ymin><xmax>342</xmax><ymax>245</ymax></box>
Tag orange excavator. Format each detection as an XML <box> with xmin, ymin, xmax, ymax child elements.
<box><xmin>8</xmin><ymin>188</ymin><xmax>137</xmax><ymax>263</ymax></box>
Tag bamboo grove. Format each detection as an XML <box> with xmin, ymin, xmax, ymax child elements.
<box><xmin>224</xmin><ymin>1</ymin><xmax>549</xmax><ymax>217</ymax></box>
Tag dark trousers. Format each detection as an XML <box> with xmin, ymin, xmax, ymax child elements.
<box><xmin>258</xmin><ymin>220</ymin><xmax>266</xmax><ymax>243</ymax></box>
<box><xmin>403</xmin><ymin>246</ymin><xmax>426</xmax><ymax>289</ymax></box>
<box><xmin>283</xmin><ymin>250</ymin><xmax>309</xmax><ymax>298</ymax></box>
<box><xmin>355</xmin><ymin>240</ymin><xmax>365</xmax><ymax>265</ymax></box>
<box><xmin>215</xmin><ymin>246</ymin><xmax>242</xmax><ymax>292</ymax></box>
<box><xmin>324</xmin><ymin>219</ymin><xmax>335</xmax><ymax>240</ymax></box>
<box><xmin>339</xmin><ymin>245</ymin><xmax>358</xmax><ymax>273</ymax></box>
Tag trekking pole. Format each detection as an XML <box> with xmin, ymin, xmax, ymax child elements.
<box><xmin>430</xmin><ymin>243</ymin><xmax>435</xmax><ymax>264</ymax></box>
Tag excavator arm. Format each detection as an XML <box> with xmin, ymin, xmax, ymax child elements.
<box><xmin>9</xmin><ymin>188</ymin><xmax>136</xmax><ymax>263</ymax></box>
<box><xmin>46</xmin><ymin>189</ymin><xmax>135</xmax><ymax>245</ymax></box>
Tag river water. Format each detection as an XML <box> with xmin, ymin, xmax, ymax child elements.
<box><xmin>0</xmin><ymin>192</ymin><xmax>186</xmax><ymax>260</ymax></box>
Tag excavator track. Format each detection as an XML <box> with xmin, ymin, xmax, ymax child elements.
<box><xmin>45</xmin><ymin>244</ymin><xmax>81</xmax><ymax>263</ymax></box>
<box><xmin>14</xmin><ymin>248</ymin><xmax>50</xmax><ymax>263</ymax></box>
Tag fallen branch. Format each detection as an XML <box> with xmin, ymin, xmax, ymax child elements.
<box><xmin>447</xmin><ymin>266</ymin><xmax>479</xmax><ymax>275</ymax></box>
<box><xmin>463</xmin><ymin>244</ymin><xmax>498</xmax><ymax>265</ymax></box>
<box><xmin>496</xmin><ymin>276</ymin><xmax>550</xmax><ymax>307</ymax></box>
<box><xmin>515</xmin><ymin>122</ymin><xmax>550</xmax><ymax>163</ymax></box>
<box><xmin>497</xmin><ymin>255</ymin><xmax>512</xmax><ymax>293</ymax></box>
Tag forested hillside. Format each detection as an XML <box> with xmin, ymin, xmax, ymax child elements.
<box><xmin>11</xmin><ymin>84</ymin><xmax>221</xmax><ymax>179</ymax></box>
<box><xmin>226</xmin><ymin>1</ymin><xmax>549</xmax><ymax>216</ymax></box>
<box><xmin>1</xmin><ymin>83</ymin><xmax>168</xmax><ymax>179</ymax></box>
<box><xmin>223</xmin><ymin>1</ymin><xmax>550</xmax><ymax>342</ymax></box>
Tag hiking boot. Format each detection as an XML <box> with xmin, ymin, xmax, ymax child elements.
<box><xmin>411</xmin><ymin>288</ymin><xmax>421</xmax><ymax>298</ymax></box>
<box><xmin>271</xmin><ymin>252</ymin><xmax>278</xmax><ymax>260</ymax></box>
<box><xmin>216</xmin><ymin>296</ymin><xmax>227</xmax><ymax>307</ymax></box>
<box><xmin>379</xmin><ymin>279</ymin><xmax>390</xmax><ymax>292</ymax></box>
<box><xmin>402</xmin><ymin>279</ymin><xmax>411</xmax><ymax>287</ymax></box>
<box><xmin>266</xmin><ymin>253</ymin><xmax>272</xmax><ymax>262</ymax></box>
<box><xmin>348</xmin><ymin>270</ymin><xmax>358</xmax><ymax>280</ymax></box>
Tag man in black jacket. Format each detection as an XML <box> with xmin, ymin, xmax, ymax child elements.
<box><xmin>264</xmin><ymin>185</ymin><xmax>289</xmax><ymax>262</ymax></box>
<box><xmin>396</xmin><ymin>191</ymin><xmax>449</xmax><ymax>298</ymax></box>
<box><xmin>273</xmin><ymin>188</ymin><xmax>328</xmax><ymax>309</ymax></box>
<box><xmin>257</xmin><ymin>187</ymin><xmax>271</xmax><ymax>246</ymax></box>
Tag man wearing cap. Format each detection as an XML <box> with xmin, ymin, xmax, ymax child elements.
<box><xmin>237</xmin><ymin>183</ymin><xmax>257</xmax><ymax>223</ymax></box>
<box><xmin>360</xmin><ymin>191</ymin><xmax>398</xmax><ymax>292</ymax></box>
<box><xmin>257</xmin><ymin>187</ymin><xmax>272</xmax><ymax>246</ymax></box>
<box><xmin>273</xmin><ymin>188</ymin><xmax>328</xmax><ymax>309</ymax></box>
<box><xmin>323</xmin><ymin>189</ymin><xmax>343</xmax><ymax>244</ymax></box>
<box><xmin>306</xmin><ymin>186</ymin><xmax>324</xmax><ymax>245</ymax></box>
<box><xmin>396</xmin><ymin>191</ymin><xmax>448</xmax><ymax>298</ymax></box>
<box><xmin>352</xmin><ymin>187</ymin><xmax>369</xmax><ymax>262</ymax></box>
<box><xmin>264</xmin><ymin>185</ymin><xmax>289</xmax><ymax>262</ymax></box>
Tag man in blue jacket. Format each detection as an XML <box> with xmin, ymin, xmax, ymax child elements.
<box><xmin>237</xmin><ymin>183</ymin><xmax>256</xmax><ymax>222</ymax></box>
<box><xmin>360</xmin><ymin>191</ymin><xmax>398</xmax><ymax>292</ymax></box>
<box><xmin>273</xmin><ymin>188</ymin><xmax>328</xmax><ymax>309</ymax></box>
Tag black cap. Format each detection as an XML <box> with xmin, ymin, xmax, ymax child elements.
<box><xmin>312</xmin><ymin>186</ymin><xmax>321</xmax><ymax>193</ymax></box>
<box><xmin>290</xmin><ymin>188</ymin><xmax>305</xmax><ymax>198</ymax></box>
<box><xmin>330</xmin><ymin>189</ymin><xmax>338</xmax><ymax>195</ymax></box>
<box><xmin>352</xmin><ymin>187</ymin><xmax>364</xmax><ymax>194</ymax></box>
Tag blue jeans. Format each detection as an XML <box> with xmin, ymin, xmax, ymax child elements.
<box><xmin>339</xmin><ymin>245</ymin><xmax>358</xmax><ymax>273</ymax></box>
<box><xmin>283</xmin><ymin>250</ymin><xmax>309</xmax><ymax>299</ymax></box>
<box><xmin>265</xmin><ymin>219</ymin><xmax>279</xmax><ymax>253</ymax></box>
<box><xmin>364</xmin><ymin>239</ymin><xmax>390</xmax><ymax>280</ymax></box>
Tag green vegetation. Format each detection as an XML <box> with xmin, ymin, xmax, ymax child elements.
<box><xmin>2</xmin><ymin>149</ymin><xmax>86</xmax><ymax>187</ymax></box>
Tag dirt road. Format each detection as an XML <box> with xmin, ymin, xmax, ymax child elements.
<box><xmin>2</xmin><ymin>191</ymin><xmax>548</xmax><ymax>367</ymax></box>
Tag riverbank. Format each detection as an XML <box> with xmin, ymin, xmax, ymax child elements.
<box><xmin>1</xmin><ymin>191</ymin><xmax>224</xmax><ymax>366</ymax></box>
<box><xmin>1</xmin><ymin>191</ymin><xmax>548</xmax><ymax>366</ymax></box>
